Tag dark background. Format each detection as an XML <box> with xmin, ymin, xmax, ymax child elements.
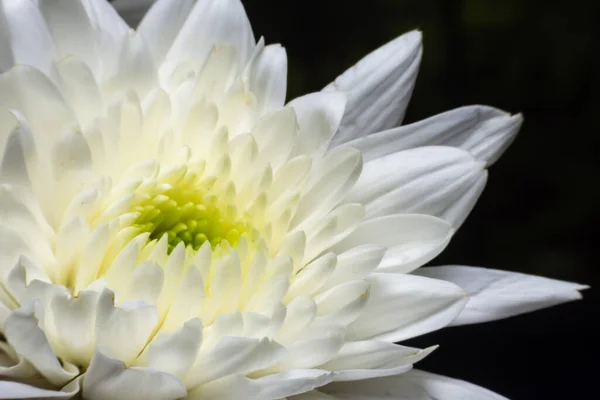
<box><xmin>241</xmin><ymin>0</ymin><xmax>598</xmax><ymax>399</ymax></box>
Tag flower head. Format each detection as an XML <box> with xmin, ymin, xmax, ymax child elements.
<box><xmin>0</xmin><ymin>1</ymin><xmax>586</xmax><ymax>399</ymax></box>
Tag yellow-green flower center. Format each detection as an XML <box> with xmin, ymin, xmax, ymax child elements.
<box><xmin>130</xmin><ymin>185</ymin><xmax>251</xmax><ymax>252</ymax></box>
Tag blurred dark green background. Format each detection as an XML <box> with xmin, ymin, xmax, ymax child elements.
<box><xmin>242</xmin><ymin>0</ymin><xmax>597</xmax><ymax>399</ymax></box>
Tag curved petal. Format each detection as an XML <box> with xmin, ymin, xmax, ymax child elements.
<box><xmin>83</xmin><ymin>350</ymin><xmax>186</xmax><ymax>400</ymax></box>
<box><xmin>106</xmin><ymin>30</ymin><xmax>157</xmax><ymax>98</ymax></box>
<box><xmin>246</xmin><ymin>44</ymin><xmax>288</xmax><ymax>115</ymax></box>
<box><xmin>184</xmin><ymin>336</ymin><xmax>286</xmax><ymax>387</ymax></box>
<box><xmin>346</xmin><ymin>146</ymin><xmax>486</xmax><ymax>228</ymax></box>
<box><xmin>320</xmin><ymin>341</ymin><xmax>436</xmax><ymax>382</ymax></box>
<box><xmin>346</xmin><ymin>106</ymin><xmax>523</xmax><ymax>166</ymax></box>
<box><xmin>325</xmin><ymin>31</ymin><xmax>422</xmax><ymax>146</ymax></box>
<box><xmin>141</xmin><ymin>318</ymin><xmax>203</xmax><ymax>377</ymax></box>
<box><xmin>164</xmin><ymin>0</ymin><xmax>255</xmax><ymax>78</ymax></box>
<box><xmin>188</xmin><ymin>369</ymin><xmax>334</xmax><ymax>400</ymax></box>
<box><xmin>135</xmin><ymin>0</ymin><xmax>196</xmax><ymax>64</ymax></box>
<box><xmin>79</xmin><ymin>0</ymin><xmax>130</xmax><ymax>80</ymax></box>
<box><xmin>347</xmin><ymin>273</ymin><xmax>467</xmax><ymax>342</ymax></box>
<box><xmin>0</xmin><ymin>380</ymin><xmax>80</xmax><ymax>399</ymax></box>
<box><xmin>39</xmin><ymin>0</ymin><xmax>101</xmax><ymax>75</ymax></box>
<box><xmin>415</xmin><ymin>265</ymin><xmax>588</xmax><ymax>326</ymax></box>
<box><xmin>4</xmin><ymin>303</ymin><xmax>78</xmax><ymax>386</ymax></box>
<box><xmin>333</xmin><ymin>214</ymin><xmax>453</xmax><ymax>274</ymax></box>
<box><xmin>288</xmin><ymin>92</ymin><xmax>347</xmax><ymax>158</ymax></box>
<box><xmin>0</xmin><ymin>0</ymin><xmax>55</xmax><ymax>74</ymax></box>
<box><xmin>308</xmin><ymin>369</ymin><xmax>508</xmax><ymax>399</ymax></box>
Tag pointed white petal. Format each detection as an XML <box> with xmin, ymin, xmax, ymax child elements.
<box><xmin>247</xmin><ymin>44</ymin><xmax>288</xmax><ymax>115</ymax></box>
<box><xmin>321</xmin><ymin>341</ymin><xmax>435</xmax><ymax>382</ymax></box>
<box><xmin>0</xmin><ymin>0</ymin><xmax>55</xmax><ymax>73</ymax></box>
<box><xmin>279</xmin><ymin>325</ymin><xmax>346</xmax><ymax>370</ymax></box>
<box><xmin>347</xmin><ymin>273</ymin><xmax>467</xmax><ymax>342</ymax></box>
<box><xmin>334</xmin><ymin>214</ymin><xmax>453</xmax><ymax>274</ymax></box>
<box><xmin>40</xmin><ymin>0</ymin><xmax>101</xmax><ymax>74</ymax></box>
<box><xmin>80</xmin><ymin>0</ymin><xmax>130</xmax><ymax>79</ymax></box>
<box><xmin>83</xmin><ymin>350</ymin><xmax>186</xmax><ymax>400</ymax></box>
<box><xmin>107</xmin><ymin>31</ymin><xmax>157</xmax><ymax>98</ymax></box>
<box><xmin>94</xmin><ymin>290</ymin><xmax>158</xmax><ymax>364</ymax></box>
<box><xmin>347</xmin><ymin>106</ymin><xmax>523</xmax><ymax>166</ymax></box>
<box><xmin>165</xmin><ymin>0</ymin><xmax>255</xmax><ymax>76</ymax></box>
<box><xmin>292</xmin><ymin>148</ymin><xmax>362</xmax><ymax>229</ymax></box>
<box><xmin>4</xmin><ymin>303</ymin><xmax>78</xmax><ymax>386</ymax></box>
<box><xmin>0</xmin><ymin>65</ymin><xmax>74</xmax><ymax>152</ymax></box>
<box><xmin>185</xmin><ymin>337</ymin><xmax>286</xmax><ymax>387</ymax></box>
<box><xmin>49</xmin><ymin>290</ymin><xmax>100</xmax><ymax>366</ymax></box>
<box><xmin>55</xmin><ymin>57</ymin><xmax>103</xmax><ymax>128</ymax></box>
<box><xmin>0</xmin><ymin>381</ymin><xmax>79</xmax><ymax>399</ymax></box>
<box><xmin>347</xmin><ymin>146</ymin><xmax>486</xmax><ymax>228</ymax></box>
<box><xmin>136</xmin><ymin>0</ymin><xmax>196</xmax><ymax>64</ymax></box>
<box><xmin>252</xmin><ymin>107</ymin><xmax>298</xmax><ymax>170</ymax></box>
<box><xmin>289</xmin><ymin>92</ymin><xmax>347</xmax><ymax>157</ymax></box>
<box><xmin>316</xmin><ymin>369</ymin><xmax>508</xmax><ymax>399</ymax></box>
<box><xmin>415</xmin><ymin>265</ymin><xmax>588</xmax><ymax>326</ymax></box>
<box><xmin>188</xmin><ymin>369</ymin><xmax>334</xmax><ymax>400</ymax></box>
<box><xmin>325</xmin><ymin>31</ymin><xmax>422</xmax><ymax>146</ymax></box>
<box><xmin>142</xmin><ymin>318</ymin><xmax>202</xmax><ymax>377</ymax></box>
<box><xmin>324</xmin><ymin>245</ymin><xmax>386</xmax><ymax>289</ymax></box>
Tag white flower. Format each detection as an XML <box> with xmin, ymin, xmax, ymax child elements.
<box><xmin>0</xmin><ymin>1</ymin><xmax>586</xmax><ymax>399</ymax></box>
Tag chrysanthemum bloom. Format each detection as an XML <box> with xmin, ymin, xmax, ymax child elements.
<box><xmin>0</xmin><ymin>1</ymin><xmax>586</xmax><ymax>399</ymax></box>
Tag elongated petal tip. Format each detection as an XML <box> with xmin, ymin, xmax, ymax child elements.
<box><xmin>415</xmin><ymin>265</ymin><xmax>588</xmax><ymax>326</ymax></box>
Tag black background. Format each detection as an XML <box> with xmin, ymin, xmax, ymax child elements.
<box><xmin>240</xmin><ymin>0</ymin><xmax>598</xmax><ymax>399</ymax></box>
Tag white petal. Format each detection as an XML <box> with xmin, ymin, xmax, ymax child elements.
<box><xmin>316</xmin><ymin>369</ymin><xmax>508</xmax><ymax>399</ymax></box>
<box><xmin>107</xmin><ymin>31</ymin><xmax>157</xmax><ymax>98</ymax></box>
<box><xmin>0</xmin><ymin>381</ymin><xmax>79</xmax><ymax>399</ymax></box>
<box><xmin>49</xmin><ymin>290</ymin><xmax>100</xmax><ymax>366</ymax></box>
<box><xmin>415</xmin><ymin>265</ymin><xmax>588</xmax><ymax>326</ymax></box>
<box><xmin>313</xmin><ymin>280</ymin><xmax>370</xmax><ymax>327</ymax></box>
<box><xmin>289</xmin><ymin>92</ymin><xmax>347</xmax><ymax>157</ymax></box>
<box><xmin>165</xmin><ymin>0</ymin><xmax>255</xmax><ymax>77</ymax></box>
<box><xmin>4</xmin><ymin>303</ymin><xmax>78</xmax><ymax>386</ymax></box>
<box><xmin>347</xmin><ymin>146</ymin><xmax>486</xmax><ymax>228</ymax></box>
<box><xmin>401</xmin><ymin>370</ymin><xmax>508</xmax><ymax>399</ymax></box>
<box><xmin>347</xmin><ymin>273</ymin><xmax>467</xmax><ymax>342</ymax></box>
<box><xmin>0</xmin><ymin>0</ymin><xmax>55</xmax><ymax>73</ymax></box>
<box><xmin>136</xmin><ymin>0</ymin><xmax>196</xmax><ymax>64</ymax></box>
<box><xmin>334</xmin><ymin>214</ymin><xmax>453</xmax><ymax>274</ymax></box>
<box><xmin>252</xmin><ymin>107</ymin><xmax>298</xmax><ymax>170</ymax></box>
<box><xmin>83</xmin><ymin>350</ymin><xmax>186</xmax><ymax>400</ymax></box>
<box><xmin>0</xmin><ymin>65</ymin><xmax>74</xmax><ymax>153</ymax></box>
<box><xmin>324</xmin><ymin>245</ymin><xmax>385</xmax><ymax>289</ymax></box>
<box><xmin>247</xmin><ymin>44</ymin><xmax>288</xmax><ymax>115</ymax></box>
<box><xmin>321</xmin><ymin>341</ymin><xmax>435</xmax><ymax>382</ymax></box>
<box><xmin>279</xmin><ymin>326</ymin><xmax>346</xmax><ymax>370</ymax></box>
<box><xmin>40</xmin><ymin>0</ymin><xmax>101</xmax><ymax>75</ymax></box>
<box><xmin>0</xmin><ymin>340</ymin><xmax>37</xmax><ymax>378</ymax></box>
<box><xmin>81</xmin><ymin>0</ymin><xmax>130</xmax><ymax>68</ymax></box>
<box><xmin>94</xmin><ymin>289</ymin><xmax>158</xmax><ymax>364</ymax></box>
<box><xmin>325</xmin><ymin>31</ymin><xmax>422</xmax><ymax>146</ymax></box>
<box><xmin>292</xmin><ymin>148</ymin><xmax>362</xmax><ymax>229</ymax></box>
<box><xmin>142</xmin><ymin>318</ymin><xmax>203</xmax><ymax>377</ymax></box>
<box><xmin>54</xmin><ymin>57</ymin><xmax>103</xmax><ymax>128</ymax></box>
<box><xmin>188</xmin><ymin>369</ymin><xmax>334</xmax><ymax>400</ymax></box>
<box><xmin>185</xmin><ymin>337</ymin><xmax>286</xmax><ymax>387</ymax></box>
<box><xmin>346</xmin><ymin>106</ymin><xmax>523</xmax><ymax>166</ymax></box>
